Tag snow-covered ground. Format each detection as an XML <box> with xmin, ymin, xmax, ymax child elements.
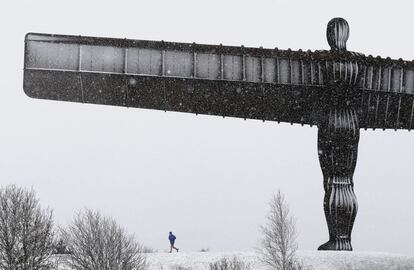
<box><xmin>54</xmin><ymin>251</ymin><xmax>414</xmax><ymax>270</ymax></box>
<box><xmin>145</xmin><ymin>251</ymin><xmax>414</xmax><ymax>270</ymax></box>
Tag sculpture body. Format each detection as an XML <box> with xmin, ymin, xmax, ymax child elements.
<box><xmin>316</xmin><ymin>18</ymin><xmax>362</xmax><ymax>250</ymax></box>
<box><xmin>318</xmin><ymin>106</ymin><xmax>359</xmax><ymax>250</ymax></box>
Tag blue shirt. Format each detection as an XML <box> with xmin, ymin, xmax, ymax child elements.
<box><xmin>169</xmin><ymin>234</ymin><xmax>176</xmax><ymax>244</ymax></box>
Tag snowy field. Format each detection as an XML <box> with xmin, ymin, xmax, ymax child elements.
<box><xmin>54</xmin><ymin>251</ymin><xmax>414</xmax><ymax>270</ymax></box>
<box><xmin>145</xmin><ymin>251</ymin><xmax>414</xmax><ymax>270</ymax></box>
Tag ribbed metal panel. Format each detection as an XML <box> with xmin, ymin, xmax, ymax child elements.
<box><xmin>23</xmin><ymin>33</ymin><xmax>414</xmax><ymax>130</ymax></box>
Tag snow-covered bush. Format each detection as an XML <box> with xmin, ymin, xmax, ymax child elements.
<box><xmin>208</xmin><ymin>256</ymin><xmax>251</xmax><ymax>270</ymax></box>
<box><xmin>61</xmin><ymin>209</ymin><xmax>146</xmax><ymax>270</ymax></box>
<box><xmin>0</xmin><ymin>185</ymin><xmax>54</xmax><ymax>270</ymax></box>
<box><xmin>171</xmin><ymin>265</ymin><xmax>193</xmax><ymax>270</ymax></box>
<box><xmin>143</xmin><ymin>246</ymin><xmax>158</xmax><ymax>253</ymax></box>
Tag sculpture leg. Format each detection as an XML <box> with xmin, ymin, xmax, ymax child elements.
<box><xmin>317</xmin><ymin>108</ymin><xmax>359</xmax><ymax>251</ymax></box>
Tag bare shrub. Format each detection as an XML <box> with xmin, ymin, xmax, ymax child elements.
<box><xmin>257</xmin><ymin>190</ymin><xmax>308</xmax><ymax>270</ymax></box>
<box><xmin>170</xmin><ymin>265</ymin><xmax>193</xmax><ymax>270</ymax></box>
<box><xmin>0</xmin><ymin>185</ymin><xmax>54</xmax><ymax>270</ymax></box>
<box><xmin>53</xmin><ymin>238</ymin><xmax>71</xmax><ymax>255</ymax></box>
<box><xmin>199</xmin><ymin>248</ymin><xmax>210</xmax><ymax>252</ymax></box>
<box><xmin>142</xmin><ymin>246</ymin><xmax>158</xmax><ymax>253</ymax></box>
<box><xmin>208</xmin><ymin>256</ymin><xmax>251</xmax><ymax>270</ymax></box>
<box><xmin>338</xmin><ymin>264</ymin><xmax>362</xmax><ymax>270</ymax></box>
<box><xmin>61</xmin><ymin>209</ymin><xmax>146</xmax><ymax>270</ymax></box>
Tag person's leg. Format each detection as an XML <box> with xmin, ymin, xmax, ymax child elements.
<box><xmin>169</xmin><ymin>244</ymin><xmax>173</xmax><ymax>253</ymax></box>
<box><xmin>171</xmin><ymin>241</ymin><xmax>178</xmax><ymax>252</ymax></box>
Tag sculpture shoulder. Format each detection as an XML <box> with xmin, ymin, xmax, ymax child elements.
<box><xmin>313</xmin><ymin>49</ymin><xmax>365</xmax><ymax>60</ymax></box>
<box><xmin>349</xmin><ymin>51</ymin><xmax>365</xmax><ymax>58</ymax></box>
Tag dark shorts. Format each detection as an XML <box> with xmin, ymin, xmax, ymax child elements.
<box><xmin>170</xmin><ymin>241</ymin><xmax>175</xmax><ymax>245</ymax></box>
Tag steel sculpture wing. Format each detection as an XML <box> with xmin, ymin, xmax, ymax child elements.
<box><xmin>23</xmin><ymin>33</ymin><xmax>414</xmax><ymax>130</ymax></box>
<box><xmin>356</xmin><ymin>58</ymin><xmax>414</xmax><ymax>130</ymax></box>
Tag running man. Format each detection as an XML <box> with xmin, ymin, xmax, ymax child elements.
<box><xmin>168</xmin><ymin>232</ymin><xmax>179</xmax><ymax>253</ymax></box>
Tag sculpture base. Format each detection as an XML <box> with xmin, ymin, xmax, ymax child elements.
<box><xmin>318</xmin><ymin>238</ymin><xmax>352</xmax><ymax>251</ymax></box>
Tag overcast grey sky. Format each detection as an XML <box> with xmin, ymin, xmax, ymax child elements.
<box><xmin>1</xmin><ymin>0</ymin><xmax>414</xmax><ymax>255</ymax></box>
